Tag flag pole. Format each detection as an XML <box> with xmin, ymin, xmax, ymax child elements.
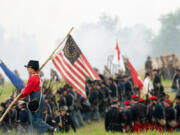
<box><xmin>0</xmin><ymin>27</ymin><xmax>74</xmax><ymax>123</ymax></box>
<box><xmin>39</xmin><ymin>27</ymin><xmax>74</xmax><ymax>71</ymax></box>
<box><xmin>0</xmin><ymin>58</ymin><xmax>3</xmax><ymax>63</ymax></box>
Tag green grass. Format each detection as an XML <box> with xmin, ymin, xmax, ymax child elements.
<box><xmin>0</xmin><ymin>80</ymin><xmax>179</xmax><ymax>135</ymax></box>
<box><xmin>0</xmin><ymin>82</ymin><xmax>16</xmax><ymax>102</ymax></box>
<box><xmin>54</xmin><ymin>121</ymin><xmax>179</xmax><ymax>135</ymax></box>
<box><xmin>1</xmin><ymin>121</ymin><xmax>179</xmax><ymax>135</ymax></box>
<box><xmin>162</xmin><ymin>79</ymin><xmax>176</xmax><ymax>100</ymax></box>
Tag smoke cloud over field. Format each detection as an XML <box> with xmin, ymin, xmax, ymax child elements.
<box><xmin>0</xmin><ymin>26</ymin><xmax>39</xmax><ymax>79</ymax></box>
<box><xmin>73</xmin><ymin>14</ymin><xmax>153</xmax><ymax>71</ymax></box>
<box><xmin>0</xmin><ymin>14</ymin><xmax>154</xmax><ymax>80</ymax></box>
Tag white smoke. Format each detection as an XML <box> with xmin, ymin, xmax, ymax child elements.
<box><xmin>0</xmin><ymin>26</ymin><xmax>39</xmax><ymax>80</ymax></box>
<box><xmin>73</xmin><ymin>14</ymin><xmax>153</xmax><ymax>72</ymax></box>
<box><xmin>0</xmin><ymin>14</ymin><xmax>153</xmax><ymax>80</ymax></box>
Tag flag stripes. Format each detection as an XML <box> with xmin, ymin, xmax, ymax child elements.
<box><xmin>52</xmin><ymin>35</ymin><xmax>100</xmax><ymax>98</ymax></box>
<box><xmin>52</xmin><ymin>57</ymin><xmax>86</xmax><ymax>98</ymax></box>
<box><xmin>54</xmin><ymin>54</ymin><xmax>84</xmax><ymax>89</ymax></box>
<box><xmin>52</xmin><ymin>52</ymin><xmax>100</xmax><ymax>98</ymax></box>
<box><xmin>59</xmin><ymin>53</ymin><xmax>86</xmax><ymax>83</ymax></box>
<box><xmin>80</xmin><ymin>54</ymin><xmax>100</xmax><ymax>80</ymax></box>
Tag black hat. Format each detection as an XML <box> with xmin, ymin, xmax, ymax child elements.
<box><xmin>1</xmin><ymin>102</ymin><xmax>6</xmax><ymax>108</ymax></box>
<box><xmin>86</xmin><ymin>80</ymin><xmax>92</xmax><ymax>84</ymax></box>
<box><xmin>25</xmin><ymin>60</ymin><xmax>39</xmax><ymax>71</ymax></box>
<box><xmin>111</xmin><ymin>99</ymin><xmax>119</xmax><ymax>105</ymax></box>
<box><xmin>57</xmin><ymin>88</ymin><xmax>64</xmax><ymax>95</ymax></box>
<box><xmin>64</xmin><ymin>84</ymin><xmax>71</xmax><ymax>89</ymax></box>
<box><xmin>117</xmin><ymin>75</ymin><xmax>123</xmax><ymax>80</ymax></box>
<box><xmin>102</xmin><ymin>81</ymin><xmax>107</xmax><ymax>86</ymax></box>
<box><xmin>59</xmin><ymin>106</ymin><xmax>68</xmax><ymax>111</ymax></box>
<box><xmin>108</xmin><ymin>77</ymin><xmax>113</xmax><ymax>81</ymax></box>
<box><xmin>176</xmin><ymin>95</ymin><xmax>180</xmax><ymax>100</ymax></box>
<box><xmin>123</xmin><ymin>75</ymin><xmax>128</xmax><ymax>78</ymax></box>
<box><xmin>176</xmin><ymin>68</ymin><xmax>180</xmax><ymax>72</ymax></box>
<box><xmin>96</xmin><ymin>81</ymin><xmax>102</xmax><ymax>87</ymax></box>
<box><xmin>99</xmin><ymin>74</ymin><xmax>105</xmax><ymax>80</ymax></box>
<box><xmin>145</xmin><ymin>72</ymin><xmax>150</xmax><ymax>77</ymax></box>
<box><xmin>153</xmin><ymin>69</ymin><xmax>158</xmax><ymax>72</ymax></box>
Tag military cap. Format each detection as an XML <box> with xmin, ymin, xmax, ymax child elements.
<box><xmin>153</xmin><ymin>69</ymin><xmax>159</xmax><ymax>72</ymax></box>
<box><xmin>139</xmin><ymin>98</ymin><xmax>145</xmax><ymax>102</ymax></box>
<box><xmin>111</xmin><ymin>99</ymin><xmax>119</xmax><ymax>105</ymax></box>
<box><xmin>57</xmin><ymin>88</ymin><xmax>64</xmax><ymax>95</ymax></box>
<box><xmin>99</xmin><ymin>74</ymin><xmax>105</xmax><ymax>80</ymax></box>
<box><xmin>149</xmin><ymin>96</ymin><xmax>157</xmax><ymax>100</ymax></box>
<box><xmin>108</xmin><ymin>77</ymin><xmax>113</xmax><ymax>81</ymax></box>
<box><xmin>24</xmin><ymin>60</ymin><xmax>39</xmax><ymax>71</ymax></box>
<box><xmin>123</xmin><ymin>75</ymin><xmax>128</xmax><ymax>78</ymax></box>
<box><xmin>176</xmin><ymin>67</ymin><xmax>180</xmax><ymax>72</ymax></box>
<box><xmin>124</xmin><ymin>100</ymin><xmax>131</xmax><ymax>106</ymax></box>
<box><xmin>176</xmin><ymin>95</ymin><xmax>180</xmax><ymax>100</ymax></box>
<box><xmin>132</xmin><ymin>94</ymin><xmax>138</xmax><ymax>99</ymax></box>
<box><xmin>1</xmin><ymin>102</ymin><xmax>6</xmax><ymax>108</ymax></box>
<box><xmin>59</xmin><ymin>106</ymin><xmax>68</xmax><ymax>111</ymax></box>
<box><xmin>165</xmin><ymin>99</ymin><xmax>171</xmax><ymax>104</ymax></box>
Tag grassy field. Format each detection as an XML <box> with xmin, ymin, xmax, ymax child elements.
<box><xmin>0</xmin><ymin>80</ymin><xmax>179</xmax><ymax>135</ymax></box>
<box><xmin>1</xmin><ymin>121</ymin><xmax>180</xmax><ymax>135</ymax></box>
<box><xmin>0</xmin><ymin>82</ymin><xmax>16</xmax><ymax>102</ymax></box>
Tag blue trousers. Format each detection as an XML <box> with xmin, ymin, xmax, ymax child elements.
<box><xmin>75</xmin><ymin>110</ymin><xmax>84</xmax><ymax>127</ymax></box>
<box><xmin>29</xmin><ymin>91</ymin><xmax>51</xmax><ymax>133</ymax></box>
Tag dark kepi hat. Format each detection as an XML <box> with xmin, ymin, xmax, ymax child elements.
<box><xmin>176</xmin><ymin>67</ymin><xmax>180</xmax><ymax>72</ymax></box>
<box><xmin>25</xmin><ymin>60</ymin><xmax>39</xmax><ymax>71</ymax></box>
<box><xmin>117</xmin><ymin>75</ymin><xmax>123</xmax><ymax>80</ymax></box>
<box><xmin>153</xmin><ymin>69</ymin><xmax>159</xmax><ymax>72</ymax></box>
<box><xmin>57</xmin><ymin>88</ymin><xmax>64</xmax><ymax>95</ymax></box>
<box><xmin>111</xmin><ymin>99</ymin><xmax>119</xmax><ymax>105</ymax></box>
<box><xmin>176</xmin><ymin>95</ymin><xmax>180</xmax><ymax>100</ymax></box>
<box><xmin>108</xmin><ymin>77</ymin><xmax>113</xmax><ymax>81</ymax></box>
<box><xmin>59</xmin><ymin>106</ymin><xmax>68</xmax><ymax>111</ymax></box>
<box><xmin>123</xmin><ymin>75</ymin><xmax>128</xmax><ymax>78</ymax></box>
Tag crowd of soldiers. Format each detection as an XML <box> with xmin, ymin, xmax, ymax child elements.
<box><xmin>105</xmin><ymin>66</ymin><xmax>180</xmax><ymax>133</ymax></box>
<box><xmin>0</xmin><ymin>63</ymin><xmax>180</xmax><ymax>134</ymax></box>
<box><xmin>145</xmin><ymin>54</ymin><xmax>180</xmax><ymax>80</ymax></box>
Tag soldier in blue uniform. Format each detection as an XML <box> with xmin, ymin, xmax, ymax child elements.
<box><xmin>56</xmin><ymin>106</ymin><xmax>76</xmax><ymax>133</ymax></box>
<box><xmin>164</xmin><ymin>99</ymin><xmax>176</xmax><ymax>132</ymax></box>
<box><xmin>175</xmin><ymin>96</ymin><xmax>180</xmax><ymax>132</ymax></box>
<box><xmin>150</xmin><ymin>96</ymin><xmax>166</xmax><ymax>132</ymax></box>
<box><xmin>21</xmin><ymin>60</ymin><xmax>55</xmax><ymax>134</ymax></box>
<box><xmin>18</xmin><ymin>101</ymin><xmax>30</xmax><ymax>133</ymax></box>
<box><xmin>105</xmin><ymin>100</ymin><xmax>125</xmax><ymax>132</ymax></box>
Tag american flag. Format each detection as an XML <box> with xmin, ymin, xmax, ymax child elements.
<box><xmin>52</xmin><ymin>35</ymin><xmax>100</xmax><ymax>98</ymax></box>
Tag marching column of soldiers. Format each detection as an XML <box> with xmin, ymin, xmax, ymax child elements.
<box><xmin>0</xmin><ymin>59</ymin><xmax>180</xmax><ymax>134</ymax></box>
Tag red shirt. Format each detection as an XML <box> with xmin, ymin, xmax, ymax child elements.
<box><xmin>21</xmin><ymin>73</ymin><xmax>40</xmax><ymax>98</ymax></box>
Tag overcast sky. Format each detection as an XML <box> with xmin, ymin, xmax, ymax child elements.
<box><xmin>0</xmin><ymin>0</ymin><xmax>180</xmax><ymax>79</ymax></box>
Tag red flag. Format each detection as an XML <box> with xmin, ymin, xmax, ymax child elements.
<box><xmin>115</xmin><ymin>41</ymin><xmax>120</xmax><ymax>61</ymax></box>
<box><xmin>52</xmin><ymin>35</ymin><xmax>100</xmax><ymax>98</ymax></box>
<box><xmin>127</xmin><ymin>60</ymin><xmax>143</xmax><ymax>90</ymax></box>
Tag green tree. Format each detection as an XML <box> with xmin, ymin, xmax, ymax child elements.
<box><xmin>152</xmin><ymin>9</ymin><xmax>180</xmax><ymax>56</ymax></box>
